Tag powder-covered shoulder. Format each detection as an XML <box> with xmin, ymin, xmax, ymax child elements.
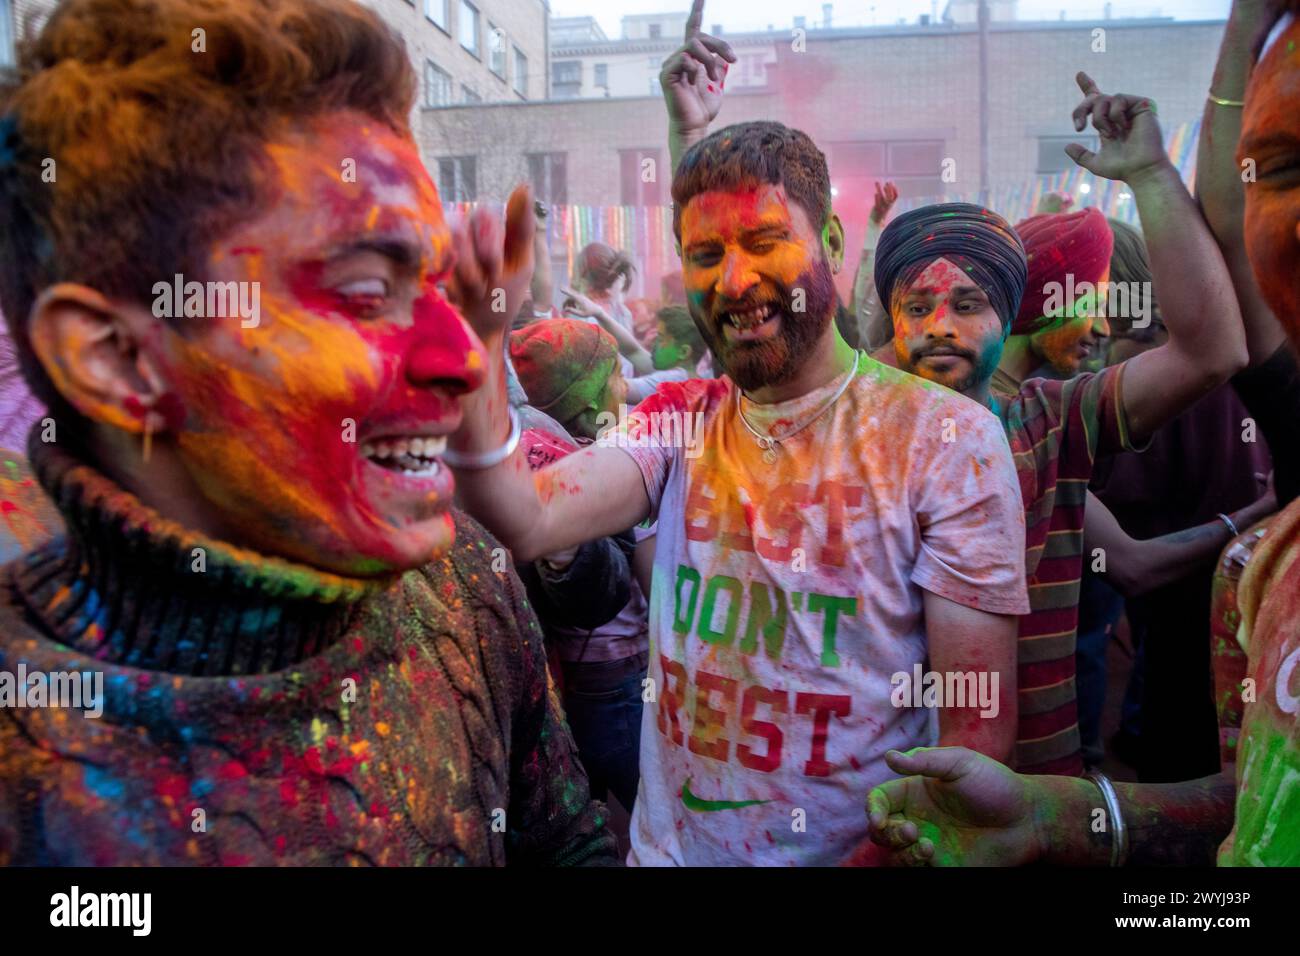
<box><xmin>424</xmin><ymin>510</ymin><xmax>527</xmax><ymax>613</ymax></box>
<box><xmin>854</xmin><ymin>355</ymin><xmax>1001</xmax><ymax>433</ymax></box>
<box><xmin>415</xmin><ymin>509</ymin><xmax>546</xmax><ymax>686</ymax></box>
<box><xmin>631</xmin><ymin>376</ymin><xmax>732</xmax><ymax>419</ymax></box>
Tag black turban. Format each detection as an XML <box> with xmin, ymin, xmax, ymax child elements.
<box><xmin>874</xmin><ymin>203</ymin><xmax>1028</xmax><ymax>332</ymax></box>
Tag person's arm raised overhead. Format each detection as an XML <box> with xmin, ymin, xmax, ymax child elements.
<box><xmin>1196</xmin><ymin>0</ymin><xmax>1287</xmax><ymax>367</ymax></box>
<box><xmin>850</xmin><ymin>180</ymin><xmax>898</xmax><ymax>350</ymax></box>
<box><xmin>445</xmin><ymin>186</ymin><xmax>651</xmax><ymax>563</ymax></box>
<box><xmin>662</xmin><ymin>0</ymin><xmax>736</xmax><ymax>172</ymax></box>
<box><xmin>1195</xmin><ymin>1</ymin><xmax>1300</xmax><ymax>507</ymax></box>
<box><xmin>1066</xmin><ymin>72</ymin><xmax>1248</xmax><ymax>446</ymax></box>
<box><xmin>529</xmin><ymin>199</ymin><xmax>555</xmax><ymax>315</ymax></box>
<box><xmin>561</xmin><ymin>286</ymin><xmax>656</xmax><ymax>375</ymax></box>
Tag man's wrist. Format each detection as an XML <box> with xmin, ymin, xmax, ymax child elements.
<box><xmin>1031</xmin><ymin>776</ymin><xmax>1108</xmax><ymax>866</ymax></box>
<box><xmin>863</xmin><ymin>219</ymin><xmax>884</xmax><ymax>250</ymax></box>
<box><xmin>1125</xmin><ymin>158</ymin><xmax>1178</xmax><ymax>192</ymax></box>
<box><xmin>670</xmin><ymin>121</ymin><xmax>709</xmax><ymax>146</ymax></box>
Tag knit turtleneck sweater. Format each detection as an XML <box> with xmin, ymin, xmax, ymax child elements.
<box><xmin>0</xmin><ymin>440</ymin><xmax>616</xmax><ymax>866</ymax></box>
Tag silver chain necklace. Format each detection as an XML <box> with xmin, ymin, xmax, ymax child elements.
<box><xmin>735</xmin><ymin>351</ymin><xmax>862</xmax><ymax>464</ymax></box>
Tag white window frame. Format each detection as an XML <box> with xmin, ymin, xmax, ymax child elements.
<box><xmin>458</xmin><ymin>0</ymin><xmax>480</xmax><ymax>58</ymax></box>
<box><xmin>488</xmin><ymin>23</ymin><xmax>506</xmax><ymax>78</ymax></box>
<box><xmin>423</xmin><ymin>60</ymin><xmax>452</xmax><ymax>108</ymax></box>
<box><xmin>512</xmin><ymin>47</ymin><xmax>528</xmax><ymax>97</ymax></box>
<box><xmin>424</xmin><ymin>0</ymin><xmax>449</xmax><ymax>33</ymax></box>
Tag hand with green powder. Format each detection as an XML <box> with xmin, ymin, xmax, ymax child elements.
<box><xmin>866</xmin><ymin>747</ymin><xmax>1045</xmax><ymax>866</ymax></box>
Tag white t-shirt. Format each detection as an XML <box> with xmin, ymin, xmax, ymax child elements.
<box><xmin>611</xmin><ymin>355</ymin><xmax>1029</xmax><ymax>865</ymax></box>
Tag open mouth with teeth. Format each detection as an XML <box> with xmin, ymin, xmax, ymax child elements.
<box><xmin>720</xmin><ymin>302</ymin><xmax>781</xmax><ymax>343</ymax></box>
<box><xmin>361</xmin><ymin>435</ymin><xmax>448</xmax><ymax>476</ymax></box>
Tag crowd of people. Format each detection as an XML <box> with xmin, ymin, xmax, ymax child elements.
<box><xmin>0</xmin><ymin>0</ymin><xmax>1294</xmax><ymax>867</ymax></box>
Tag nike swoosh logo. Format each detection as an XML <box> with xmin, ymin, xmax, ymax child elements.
<box><xmin>680</xmin><ymin>777</ymin><xmax>772</xmax><ymax>812</ymax></box>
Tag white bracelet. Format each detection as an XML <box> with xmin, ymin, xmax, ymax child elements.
<box><xmin>442</xmin><ymin>407</ymin><xmax>522</xmax><ymax>470</ymax></box>
<box><xmin>1086</xmin><ymin>770</ymin><xmax>1129</xmax><ymax>867</ymax></box>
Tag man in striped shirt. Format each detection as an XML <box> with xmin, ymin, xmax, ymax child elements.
<box><xmin>874</xmin><ymin>73</ymin><xmax>1249</xmax><ymax>775</ymax></box>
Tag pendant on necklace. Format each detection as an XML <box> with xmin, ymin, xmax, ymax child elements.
<box><xmin>755</xmin><ymin>436</ymin><xmax>779</xmax><ymax>464</ymax></box>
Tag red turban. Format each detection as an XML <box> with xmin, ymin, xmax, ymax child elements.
<box><xmin>1012</xmin><ymin>207</ymin><xmax>1114</xmax><ymax>336</ymax></box>
<box><xmin>509</xmin><ymin>319</ymin><xmax>619</xmax><ymax>427</ymax></box>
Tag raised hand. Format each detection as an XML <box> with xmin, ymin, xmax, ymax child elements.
<box><xmin>446</xmin><ymin>183</ymin><xmax>534</xmax><ymax>347</ymax></box>
<box><xmin>865</xmin><ymin>747</ymin><xmax>1042</xmax><ymax>866</ymax></box>
<box><xmin>661</xmin><ymin>0</ymin><xmax>736</xmax><ymax>139</ymax></box>
<box><xmin>1035</xmin><ymin>191</ymin><xmax>1075</xmax><ymax>214</ymax></box>
<box><xmin>559</xmin><ymin>286</ymin><xmax>603</xmax><ymax>319</ymax></box>
<box><xmin>870</xmin><ymin>181</ymin><xmax>900</xmax><ymax>225</ymax></box>
<box><xmin>1066</xmin><ymin>72</ymin><xmax>1169</xmax><ymax>183</ymax></box>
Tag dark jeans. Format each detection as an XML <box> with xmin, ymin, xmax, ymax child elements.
<box><xmin>1130</xmin><ymin>574</ymin><xmax>1222</xmax><ymax>782</ymax></box>
<box><xmin>1075</xmin><ymin>571</ymin><xmax>1125</xmax><ymax>754</ymax></box>
<box><xmin>560</xmin><ymin>651</ymin><xmax>647</xmax><ymax>813</ymax></box>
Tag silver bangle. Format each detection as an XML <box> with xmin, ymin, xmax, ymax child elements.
<box><xmin>1217</xmin><ymin>512</ymin><xmax>1240</xmax><ymax>538</ymax></box>
<box><xmin>441</xmin><ymin>407</ymin><xmax>522</xmax><ymax>470</ymax></box>
<box><xmin>1086</xmin><ymin>770</ymin><xmax>1129</xmax><ymax>867</ymax></box>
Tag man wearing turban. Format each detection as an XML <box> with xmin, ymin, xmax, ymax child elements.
<box><xmin>870</xmin><ymin>74</ymin><xmax>1250</xmax><ymax>777</ymax></box>
<box><xmin>996</xmin><ymin>207</ymin><xmax>1116</xmax><ymax>389</ymax></box>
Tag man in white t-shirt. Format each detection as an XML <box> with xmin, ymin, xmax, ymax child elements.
<box><xmin>448</xmin><ymin>120</ymin><xmax>1029</xmax><ymax>865</ymax></box>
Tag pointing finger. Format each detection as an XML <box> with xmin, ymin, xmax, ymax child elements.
<box><xmin>685</xmin><ymin>0</ymin><xmax>704</xmax><ymax>41</ymax></box>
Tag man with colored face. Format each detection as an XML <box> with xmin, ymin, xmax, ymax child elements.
<box><xmin>455</xmin><ymin>79</ymin><xmax>1031</xmax><ymax>867</ymax></box>
<box><xmin>0</xmin><ymin>0</ymin><xmax>616</xmax><ymax>866</ymax></box>
<box><xmin>860</xmin><ymin>0</ymin><xmax>1300</xmax><ymax>867</ymax></box>
<box><xmin>870</xmin><ymin>73</ymin><xmax>1250</xmax><ymax>777</ymax></box>
<box><xmin>993</xmin><ymin>208</ymin><xmax>1116</xmax><ymax>387</ymax></box>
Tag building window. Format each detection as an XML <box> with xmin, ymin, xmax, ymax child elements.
<box><xmin>527</xmin><ymin>153</ymin><xmax>568</xmax><ymax>205</ymax></box>
<box><xmin>552</xmin><ymin>60</ymin><xmax>581</xmax><ymax>98</ymax></box>
<box><xmin>458</xmin><ymin>0</ymin><xmax>480</xmax><ymax>57</ymax></box>
<box><xmin>424</xmin><ymin>0</ymin><xmax>449</xmax><ymax>32</ymax></box>
<box><xmin>513</xmin><ymin>47</ymin><xmax>528</xmax><ymax>97</ymax></box>
<box><xmin>424</xmin><ymin>61</ymin><xmax>452</xmax><ymax>108</ymax></box>
<box><xmin>488</xmin><ymin>24</ymin><xmax>506</xmax><ymax>77</ymax></box>
<box><xmin>1038</xmin><ymin>134</ymin><xmax>1097</xmax><ymax>174</ymax></box>
<box><xmin>0</xmin><ymin>0</ymin><xmax>13</xmax><ymax>69</ymax></box>
<box><xmin>648</xmin><ymin>24</ymin><xmax>661</xmax><ymax>38</ymax></box>
<box><xmin>438</xmin><ymin>157</ymin><xmax>477</xmax><ymax>202</ymax></box>
<box><xmin>461</xmin><ymin>84</ymin><xmax>482</xmax><ymax>104</ymax></box>
<box><xmin>594</xmin><ymin>63</ymin><xmax>608</xmax><ymax>89</ymax></box>
<box><xmin>829</xmin><ymin>140</ymin><xmax>945</xmax><ymax>200</ymax></box>
<box><xmin>887</xmin><ymin>141</ymin><xmax>945</xmax><ymax>177</ymax></box>
<box><xmin>620</xmin><ymin>148</ymin><xmax>663</xmax><ymax>205</ymax></box>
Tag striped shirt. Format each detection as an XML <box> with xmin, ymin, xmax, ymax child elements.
<box><xmin>993</xmin><ymin>365</ymin><xmax>1136</xmax><ymax>775</ymax></box>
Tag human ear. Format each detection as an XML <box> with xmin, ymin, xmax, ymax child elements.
<box><xmin>28</xmin><ymin>283</ymin><xmax>171</xmax><ymax>434</ymax></box>
<box><xmin>823</xmin><ymin>214</ymin><xmax>846</xmax><ymax>274</ymax></box>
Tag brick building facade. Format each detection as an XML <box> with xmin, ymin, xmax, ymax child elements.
<box><xmin>419</xmin><ymin>18</ymin><xmax>1224</xmax><ymax>208</ymax></box>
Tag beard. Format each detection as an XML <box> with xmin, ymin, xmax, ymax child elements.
<box><xmin>903</xmin><ymin>341</ymin><xmax>1001</xmax><ymax>394</ymax></box>
<box><xmin>690</xmin><ymin>257</ymin><xmax>838</xmax><ymax>392</ymax></box>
